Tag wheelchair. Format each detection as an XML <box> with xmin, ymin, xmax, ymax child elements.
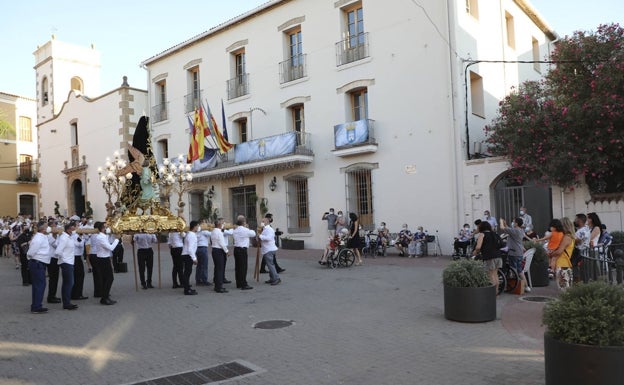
<box><xmin>362</xmin><ymin>232</ymin><xmax>386</xmax><ymax>258</ymax></box>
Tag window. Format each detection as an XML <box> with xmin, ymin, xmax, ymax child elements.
<box><xmin>19</xmin><ymin>154</ymin><xmax>33</xmax><ymax>180</ymax></box>
<box><xmin>227</xmin><ymin>50</ymin><xmax>248</xmax><ymax>99</ymax></box>
<box><xmin>70</xmin><ymin>122</ymin><xmax>78</xmax><ymax>146</ymax></box>
<box><xmin>346</xmin><ymin>167</ymin><xmax>373</xmax><ymax>230</ymax></box>
<box><xmin>237</xmin><ymin>118</ymin><xmax>248</xmax><ymax>143</ymax></box>
<box><xmin>157</xmin><ymin>139</ymin><xmax>169</xmax><ymax>161</ymax></box>
<box><xmin>505</xmin><ymin>12</ymin><xmax>515</xmax><ymax>49</ymax></box>
<box><xmin>350</xmin><ymin>88</ymin><xmax>368</xmax><ymax>121</ymax></box>
<box><xmin>470</xmin><ymin>71</ymin><xmax>485</xmax><ymax>118</ymax></box>
<box><xmin>336</xmin><ymin>2</ymin><xmax>368</xmax><ymax>65</ymax></box>
<box><xmin>532</xmin><ymin>38</ymin><xmax>541</xmax><ymax>72</ymax></box>
<box><xmin>465</xmin><ymin>0</ymin><xmax>479</xmax><ymax>19</ymax></box>
<box><xmin>281</xmin><ymin>28</ymin><xmax>305</xmax><ymax>83</ymax></box>
<box><xmin>290</xmin><ymin>104</ymin><xmax>305</xmax><ymax>142</ymax></box>
<box><xmin>346</xmin><ymin>5</ymin><xmax>364</xmax><ymax>48</ymax></box>
<box><xmin>70</xmin><ymin>76</ymin><xmax>83</xmax><ymax>93</ymax></box>
<box><xmin>153</xmin><ymin>80</ymin><xmax>168</xmax><ymax>122</ymax></box>
<box><xmin>19</xmin><ymin>116</ymin><xmax>32</xmax><ymax>142</ymax></box>
<box><xmin>41</xmin><ymin>76</ymin><xmax>49</xmax><ymax>106</ymax></box>
<box><xmin>186</xmin><ymin>67</ymin><xmax>200</xmax><ymax>112</ymax></box>
<box><xmin>286</xmin><ymin>176</ymin><xmax>310</xmax><ymax>233</ymax></box>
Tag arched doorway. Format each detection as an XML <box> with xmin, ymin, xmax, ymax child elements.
<box><xmin>71</xmin><ymin>179</ymin><xmax>86</xmax><ymax>217</ymax></box>
<box><xmin>493</xmin><ymin>175</ymin><xmax>552</xmax><ymax>236</ymax></box>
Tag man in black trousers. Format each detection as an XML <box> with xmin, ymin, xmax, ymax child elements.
<box><xmin>210</xmin><ymin>218</ymin><xmax>229</xmax><ymax>293</ymax></box>
<box><xmin>232</xmin><ymin>215</ymin><xmax>255</xmax><ymax>290</ymax></box>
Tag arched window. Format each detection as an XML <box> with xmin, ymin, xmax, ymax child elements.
<box><xmin>70</xmin><ymin>76</ymin><xmax>83</xmax><ymax>93</ymax></box>
<box><xmin>41</xmin><ymin>77</ymin><xmax>49</xmax><ymax>106</ymax></box>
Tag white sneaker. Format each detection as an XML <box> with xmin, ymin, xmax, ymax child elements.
<box><xmin>524</xmin><ymin>286</ymin><xmax>531</xmax><ymax>293</ymax></box>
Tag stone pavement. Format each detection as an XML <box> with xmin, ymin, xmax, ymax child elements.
<box><xmin>0</xmin><ymin>245</ymin><xmax>559</xmax><ymax>385</ymax></box>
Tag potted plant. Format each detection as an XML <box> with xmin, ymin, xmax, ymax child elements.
<box><xmin>442</xmin><ymin>258</ymin><xmax>496</xmax><ymax>322</ymax></box>
<box><xmin>543</xmin><ymin>281</ymin><xmax>624</xmax><ymax>385</ymax></box>
<box><xmin>524</xmin><ymin>240</ymin><xmax>549</xmax><ymax>287</ymax></box>
<box><xmin>281</xmin><ymin>236</ymin><xmax>304</xmax><ymax>250</ymax></box>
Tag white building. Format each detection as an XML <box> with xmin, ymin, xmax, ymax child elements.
<box><xmin>140</xmin><ymin>0</ymin><xmax>560</xmax><ymax>249</ymax></box>
<box><xmin>35</xmin><ymin>36</ymin><xmax>147</xmax><ymax>218</ymax></box>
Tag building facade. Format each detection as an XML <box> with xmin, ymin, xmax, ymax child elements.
<box><xmin>35</xmin><ymin>37</ymin><xmax>147</xmax><ymax>219</ymax></box>
<box><xmin>140</xmin><ymin>0</ymin><xmax>558</xmax><ymax>248</ymax></box>
<box><xmin>0</xmin><ymin>92</ymin><xmax>38</xmax><ymax>218</ymax></box>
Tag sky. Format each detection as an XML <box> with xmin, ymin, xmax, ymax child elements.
<box><xmin>0</xmin><ymin>0</ymin><xmax>622</xmax><ymax>98</ymax></box>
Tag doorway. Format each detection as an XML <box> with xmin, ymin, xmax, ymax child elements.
<box><xmin>71</xmin><ymin>179</ymin><xmax>86</xmax><ymax>217</ymax></box>
<box><xmin>494</xmin><ymin>176</ymin><xmax>552</xmax><ymax>236</ymax></box>
<box><xmin>231</xmin><ymin>185</ymin><xmax>257</xmax><ymax>229</ymax></box>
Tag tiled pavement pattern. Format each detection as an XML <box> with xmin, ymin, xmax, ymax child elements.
<box><xmin>0</xmin><ymin>245</ymin><xmax>559</xmax><ymax>385</ymax></box>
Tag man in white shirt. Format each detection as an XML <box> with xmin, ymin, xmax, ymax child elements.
<box><xmin>26</xmin><ymin>222</ymin><xmax>51</xmax><ymax>313</ymax></box>
<box><xmin>210</xmin><ymin>218</ymin><xmax>230</xmax><ymax>293</ymax></box>
<box><xmin>133</xmin><ymin>233</ymin><xmax>158</xmax><ymax>289</ymax></box>
<box><xmin>195</xmin><ymin>219</ymin><xmax>212</xmax><ymax>287</ymax></box>
<box><xmin>232</xmin><ymin>215</ymin><xmax>256</xmax><ymax>290</ymax></box>
<box><xmin>260</xmin><ymin>213</ymin><xmax>281</xmax><ymax>286</ymax></box>
<box><xmin>55</xmin><ymin>222</ymin><xmax>79</xmax><ymax>310</ymax></box>
<box><xmin>91</xmin><ymin>222</ymin><xmax>119</xmax><ymax>305</ymax></box>
<box><xmin>46</xmin><ymin>220</ymin><xmax>61</xmax><ymax>304</ymax></box>
<box><xmin>520</xmin><ymin>207</ymin><xmax>533</xmax><ymax>234</ymax></box>
<box><xmin>167</xmin><ymin>231</ymin><xmax>184</xmax><ymax>289</ymax></box>
<box><xmin>483</xmin><ymin>210</ymin><xmax>497</xmax><ymax>231</ymax></box>
<box><xmin>71</xmin><ymin>228</ymin><xmax>88</xmax><ymax>300</ymax></box>
<box><xmin>181</xmin><ymin>221</ymin><xmax>199</xmax><ymax>295</ymax></box>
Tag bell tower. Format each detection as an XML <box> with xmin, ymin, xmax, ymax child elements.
<box><xmin>33</xmin><ymin>35</ymin><xmax>101</xmax><ymax>123</ymax></box>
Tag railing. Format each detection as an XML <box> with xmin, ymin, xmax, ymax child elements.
<box><xmin>227</xmin><ymin>73</ymin><xmax>249</xmax><ymax>100</ymax></box>
<box><xmin>184</xmin><ymin>90</ymin><xmax>202</xmax><ymax>113</ymax></box>
<box><xmin>151</xmin><ymin>102</ymin><xmax>169</xmax><ymax>123</ymax></box>
<box><xmin>279</xmin><ymin>54</ymin><xmax>307</xmax><ymax>83</ymax></box>
<box><xmin>334</xmin><ymin>119</ymin><xmax>376</xmax><ymax>149</ymax></box>
<box><xmin>16</xmin><ymin>164</ymin><xmax>38</xmax><ymax>183</ymax></box>
<box><xmin>335</xmin><ymin>32</ymin><xmax>369</xmax><ymax>66</ymax></box>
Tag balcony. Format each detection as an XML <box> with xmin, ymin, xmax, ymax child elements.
<box><xmin>151</xmin><ymin>102</ymin><xmax>169</xmax><ymax>123</ymax></box>
<box><xmin>227</xmin><ymin>73</ymin><xmax>249</xmax><ymax>100</ymax></box>
<box><xmin>16</xmin><ymin>164</ymin><xmax>38</xmax><ymax>183</ymax></box>
<box><xmin>336</xmin><ymin>32</ymin><xmax>369</xmax><ymax>66</ymax></box>
<box><xmin>332</xmin><ymin>119</ymin><xmax>377</xmax><ymax>157</ymax></box>
<box><xmin>184</xmin><ymin>90</ymin><xmax>202</xmax><ymax>113</ymax></box>
<box><xmin>192</xmin><ymin>131</ymin><xmax>313</xmax><ymax>180</ymax></box>
<box><xmin>279</xmin><ymin>54</ymin><xmax>307</xmax><ymax>84</ymax></box>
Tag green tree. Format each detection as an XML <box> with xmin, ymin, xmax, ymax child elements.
<box><xmin>486</xmin><ymin>24</ymin><xmax>624</xmax><ymax>193</ymax></box>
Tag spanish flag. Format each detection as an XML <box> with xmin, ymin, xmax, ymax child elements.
<box><xmin>187</xmin><ymin>108</ymin><xmax>210</xmax><ymax>162</ymax></box>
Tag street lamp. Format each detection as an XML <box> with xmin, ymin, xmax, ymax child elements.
<box><xmin>158</xmin><ymin>155</ymin><xmax>193</xmax><ymax>216</ymax></box>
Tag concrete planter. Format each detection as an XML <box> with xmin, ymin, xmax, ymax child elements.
<box><xmin>545</xmin><ymin>333</ymin><xmax>624</xmax><ymax>385</ymax></box>
<box><xmin>443</xmin><ymin>284</ymin><xmax>496</xmax><ymax>323</ymax></box>
<box><xmin>530</xmin><ymin>261</ymin><xmax>550</xmax><ymax>287</ymax></box>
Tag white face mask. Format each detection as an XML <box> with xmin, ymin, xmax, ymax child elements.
<box><xmin>46</xmin><ymin>226</ymin><xmax>52</xmax><ymax>234</ymax></box>
<box><xmin>520</xmin><ymin>210</ymin><xmax>525</xmax><ymax>216</ymax></box>
<box><xmin>72</xmin><ymin>230</ymin><xmax>77</xmax><ymax>235</ymax></box>
<box><xmin>105</xmin><ymin>228</ymin><xmax>111</xmax><ymax>234</ymax></box>
<box><xmin>464</xmin><ymin>227</ymin><xmax>470</xmax><ymax>230</ymax></box>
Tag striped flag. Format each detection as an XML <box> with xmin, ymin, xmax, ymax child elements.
<box><xmin>205</xmin><ymin>102</ymin><xmax>233</xmax><ymax>154</ymax></box>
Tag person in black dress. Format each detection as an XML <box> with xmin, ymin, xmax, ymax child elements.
<box><xmin>346</xmin><ymin>212</ymin><xmax>364</xmax><ymax>266</ymax></box>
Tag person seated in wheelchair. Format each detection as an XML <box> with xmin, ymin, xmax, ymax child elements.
<box><xmin>377</xmin><ymin>222</ymin><xmax>391</xmax><ymax>252</ymax></box>
<box><xmin>319</xmin><ymin>228</ymin><xmax>349</xmax><ymax>265</ymax></box>
<box><xmin>453</xmin><ymin>224</ymin><xmax>473</xmax><ymax>259</ymax></box>
<box><xmin>395</xmin><ymin>224</ymin><xmax>412</xmax><ymax>257</ymax></box>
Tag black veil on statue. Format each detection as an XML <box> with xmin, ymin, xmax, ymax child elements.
<box><xmin>121</xmin><ymin>116</ymin><xmax>158</xmax><ymax>208</ymax></box>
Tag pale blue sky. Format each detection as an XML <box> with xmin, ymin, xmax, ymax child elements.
<box><xmin>0</xmin><ymin>0</ymin><xmax>621</xmax><ymax>98</ymax></box>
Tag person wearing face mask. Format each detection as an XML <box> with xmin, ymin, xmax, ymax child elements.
<box><xmin>519</xmin><ymin>207</ymin><xmax>533</xmax><ymax>236</ymax></box>
<box><xmin>376</xmin><ymin>222</ymin><xmax>390</xmax><ymax>256</ymax></box>
<box><xmin>259</xmin><ymin>213</ymin><xmax>281</xmax><ymax>285</ymax></box>
<box><xmin>27</xmin><ymin>222</ymin><xmax>51</xmax><ymax>313</ymax></box>
<box><xmin>232</xmin><ymin>215</ymin><xmax>255</xmax><ymax>290</ymax></box>
<box><xmin>91</xmin><ymin>222</ymin><xmax>119</xmax><ymax>305</ymax></box>
<box><xmin>55</xmin><ymin>222</ymin><xmax>79</xmax><ymax>310</ymax></box>
<box><xmin>70</xmin><ymin>226</ymin><xmax>88</xmax><ymax>301</ymax></box>
<box><xmin>195</xmin><ymin>219</ymin><xmax>212</xmax><ymax>287</ymax></box>
<box><xmin>210</xmin><ymin>218</ymin><xmax>230</xmax><ymax>293</ymax></box>
<box><xmin>499</xmin><ymin>217</ymin><xmax>529</xmax><ymax>292</ymax></box>
<box><xmin>322</xmin><ymin>208</ymin><xmax>338</xmax><ymax>237</ymax></box>
<box><xmin>181</xmin><ymin>221</ymin><xmax>199</xmax><ymax>295</ymax></box>
<box><xmin>453</xmin><ymin>224</ymin><xmax>473</xmax><ymax>259</ymax></box>
<box><xmin>335</xmin><ymin>211</ymin><xmax>346</xmax><ymax>234</ymax></box>
<box><xmin>46</xmin><ymin>220</ymin><xmax>61</xmax><ymax>304</ymax></box>
<box><xmin>483</xmin><ymin>210</ymin><xmax>497</xmax><ymax>231</ymax></box>
<box><xmin>395</xmin><ymin>224</ymin><xmax>412</xmax><ymax>257</ymax></box>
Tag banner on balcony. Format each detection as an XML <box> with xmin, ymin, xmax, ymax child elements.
<box><xmin>193</xmin><ymin>148</ymin><xmax>218</xmax><ymax>171</ymax></box>
<box><xmin>334</xmin><ymin>120</ymin><xmax>368</xmax><ymax>147</ymax></box>
<box><xmin>235</xmin><ymin>132</ymin><xmax>297</xmax><ymax>163</ymax></box>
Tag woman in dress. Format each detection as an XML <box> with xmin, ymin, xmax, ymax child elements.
<box><xmin>471</xmin><ymin>220</ymin><xmax>502</xmax><ymax>292</ymax></box>
<box><xmin>347</xmin><ymin>212</ymin><xmax>364</xmax><ymax>266</ymax></box>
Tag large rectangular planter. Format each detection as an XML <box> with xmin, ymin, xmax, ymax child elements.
<box><xmin>281</xmin><ymin>239</ymin><xmax>304</xmax><ymax>250</ymax></box>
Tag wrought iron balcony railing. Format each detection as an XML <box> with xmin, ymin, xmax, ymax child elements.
<box><xmin>335</xmin><ymin>32</ymin><xmax>370</xmax><ymax>66</ymax></box>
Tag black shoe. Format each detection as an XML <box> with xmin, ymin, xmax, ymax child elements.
<box><xmin>141</xmin><ymin>283</ymin><xmax>148</xmax><ymax>290</ymax></box>
<box><xmin>223</xmin><ymin>279</ymin><xmax>232</xmax><ymax>284</ymax></box>
<box><xmin>265</xmin><ymin>279</ymin><xmax>275</xmax><ymax>284</ymax></box>
<box><xmin>318</xmin><ymin>260</ymin><xmax>326</xmax><ymax>265</ymax></box>
<box><xmin>88</xmin><ymin>268</ymin><xmax>92</xmax><ymax>273</ymax></box>
<box><xmin>214</xmin><ymin>288</ymin><xmax>229</xmax><ymax>293</ymax></box>
<box><xmin>47</xmin><ymin>297</ymin><xmax>61</xmax><ymax>304</ymax></box>
<box><xmin>277</xmin><ymin>268</ymin><xmax>285</xmax><ymax>273</ymax></box>
<box><xmin>31</xmin><ymin>307</ymin><xmax>48</xmax><ymax>314</ymax></box>
<box><xmin>241</xmin><ymin>285</ymin><xmax>253</xmax><ymax>290</ymax></box>
<box><xmin>270</xmin><ymin>278</ymin><xmax>282</xmax><ymax>286</ymax></box>
<box><xmin>147</xmin><ymin>283</ymin><xmax>154</xmax><ymax>289</ymax></box>
<box><xmin>100</xmin><ymin>298</ymin><xmax>117</xmax><ymax>305</ymax></box>
<box><xmin>72</xmin><ymin>296</ymin><xmax>89</xmax><ymax>300</ymax></box>
<box><xmin>184</xmin><ymin>289</ymin><xmax>198</xmax><ymax>295</ymax></box>
<box><xmin>172</xmin><ymin>284</ymin><xmax>181</xmax><ymax>289</ymax></box>
<box><xmin>63</xmin><ymin>304</ymin><xmax>78</xmax><ymax>310</ymax></box>
<box><xmin>259</xmin><ymin>269</ymin><xmax>268</xmax><ymax>274</ymax></box>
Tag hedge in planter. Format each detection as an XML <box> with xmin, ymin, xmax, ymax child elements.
<box><xmin>524</xmin><ymin>240</ymin><xmax>549</xmax><ymax>287</ymax></box>
<box><xmin>542</xmin><ymin>281</ymin><xmax>624</xmax><ymax>385</ymax></box>
<box><xmin>442</xmin><ymin>258</ymin><xmax>496</xmax><ymax>323</ymax></box>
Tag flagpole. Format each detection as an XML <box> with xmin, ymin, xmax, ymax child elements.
<box><xmin>201</xmin><ymin>100</ymin><xmax>220</xmax><ymax>150</ymax></box>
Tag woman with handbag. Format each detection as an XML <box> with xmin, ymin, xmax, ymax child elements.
<box><xmin>472</xmin><ymin>221</ymin><xmax>502</xmax><ymax>293</ymax></box>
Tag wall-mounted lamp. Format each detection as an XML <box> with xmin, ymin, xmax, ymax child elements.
<box><xmin>206</xmin><ymin>185</ymin><xmax>215</xmax><ymax>199</ymax></box>
<box><xmin>269</xmin><ymin>176</ymin><xmax>277</xmax><ymax>192</ymax></box>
